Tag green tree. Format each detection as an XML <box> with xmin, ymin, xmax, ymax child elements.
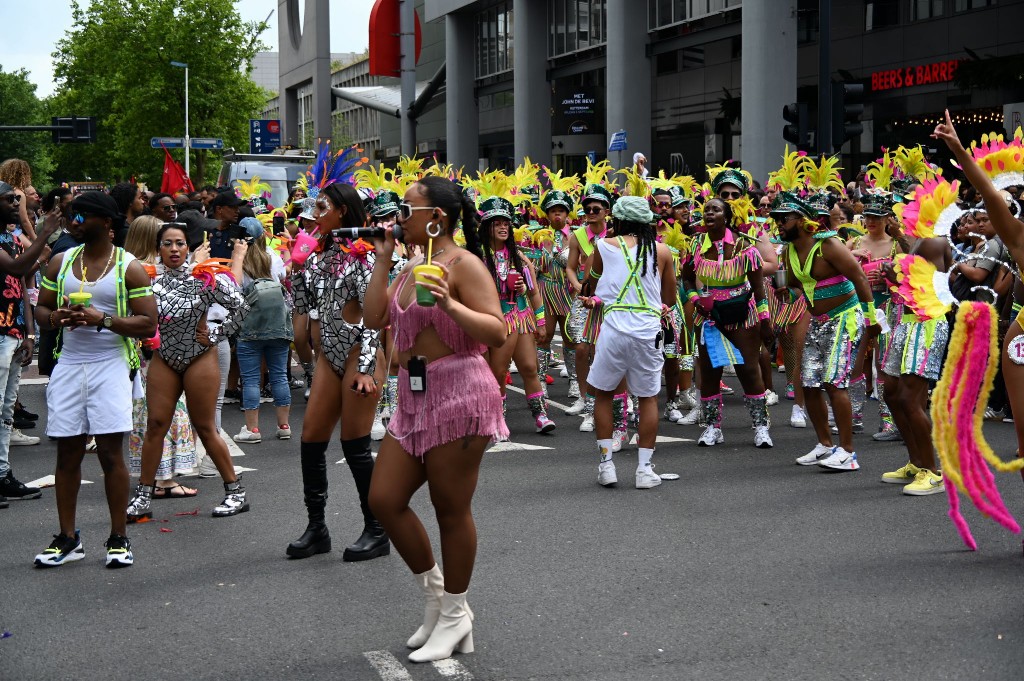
<box><xmin>0</xmin><ymin>67</ymin><xmax>55</xmax><ymax>189</ymax></box>
<box><xmin>51</xmin><ymin>0</ymin><xmax>271</xmax><ymax>188</ymax></box>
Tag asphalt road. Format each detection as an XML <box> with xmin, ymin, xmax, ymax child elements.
<box><xmin>3</xmin><ymin>360</ymin><xmax>1024</xmax><ymax>680</ymax></box>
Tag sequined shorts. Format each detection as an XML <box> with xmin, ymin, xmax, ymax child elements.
<box><xmin>881</xmin><ymin>318</ymin><xmax>949</xmax><ymax>382</ymax></box>
<box><xmin>801</xmin><ymin>307</ymin><xmax>864</xmax><ymax>389</ymax></box>
<box><xmin>566</xmin><ymin>298</ymin><xmax>600</xmax><ymax>345</ymax></box>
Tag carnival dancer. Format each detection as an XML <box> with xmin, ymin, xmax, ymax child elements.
<box><xmin>466</xmin><ymin>195</ymin><xmax>554</xmax><ymax>434</ymax></box>
<box><xmin>34</xmin><ymin>192</ymin><xmax>157</xmax><ymax>568</ymax></box>
<box><xmin>286</xmin><ymin>145</ymin><xmax>390</xmax><ymax>562</ymax></box>
<box><xmin>849</xmin><ymin>192</ymin><xmax>904</xmax><ymax>439</ymax></box>
<box><xmin>651</xmin><ymin>186</ymin><xmax>687</xmax><ymax>423</ymax></box>
<box><xmin>536</xmin><ymin>173</ymin><xmax>579</xmax><ymax>401</ymax></box>
<box><xmin>125</xmin><ymin>223</ymin><xmax>250</xmax><ymax>521</ymax></box>
<box><xmin>764</xmin><ymin>149</ymin><xmax>811</xmax><ymax>428</ymax></box>
<box><xmin>775</xmin><ymin>193</ymin><xmax>878</xmax><ymax>471</ymax></box>
<box><xmin>877</xmin><ymin>178</ymin><xmax>958</xmax><ymax>494</ymax></box>
<box><xmin>680</xmin><ymin>197</ymin><xmax>774</xmax><ymax>448</ymax></box>
<box><xmin>583</xmin><ymin>195</ymin><xmax>677</xmax><ymax>488</ymax></box>
<box><xmin>364</xmin><ymin>176</ymin><xmax>508</xmax><ymax>663</ymax></box>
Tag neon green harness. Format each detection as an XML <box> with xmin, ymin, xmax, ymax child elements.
<box><xmin>603</xmin><ymin>238</ymin><xmax>661</xmax><ymax>319</ymax></box>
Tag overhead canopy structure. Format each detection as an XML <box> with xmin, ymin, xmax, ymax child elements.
<box><xmin>332</xmin><ymin>64</ymin><xmax>446</xmax><ymax>120</ymax></box>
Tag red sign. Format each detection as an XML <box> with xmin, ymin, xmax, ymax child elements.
<box><xmin>369</xmin><ymin>0</ymin><xmax>423</xmax><ymax>78</ymax></box>
<box><xmin>870</xmin><ymin>60</ymin><xmax>962</xmax><ymax>91</ymax></box>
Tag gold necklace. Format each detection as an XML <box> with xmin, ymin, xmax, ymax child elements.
<box><xmin>76</xmin><ymin>246</ymin><xmax>116</xmax><ymax>287</ymax></box>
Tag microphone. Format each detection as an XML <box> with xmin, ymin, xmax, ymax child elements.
<box><xmin>330</xmin><ymin>224</ymin><xmax>404</xmax><ymax>241</ymax></box>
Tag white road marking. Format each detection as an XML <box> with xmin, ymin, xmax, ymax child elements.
<box><xmin>504</xmin><ymin>385</ymin><xmax>576</xmax><ymax>415</ymax></box>
<box><xmin>432</xmin><ymin>658</ymin><xmax>475</xmax><ymax>679</ymax></box>
<box><xmin>362</xmin><ymin>651</ymin><xmax>414</xmax><ymax>680</ymax></box>
<box><xmin>488</xmin><ymin>441</ymin><xmax>554</xmax><ymax>452</ymax></box>
<box><xmin>19</xmin><ymin>377</ymin><xmax>49</xmax><ymax>385</ymax></box>
<box><xmin>25</xmin><ymin>474</ymin><xmax>92</xmax><ymax>488</ymax></box>
<box><xmin>629</xmin><ymin>434</ymin><xmax>695</xmax><ymax>445</ymax></box>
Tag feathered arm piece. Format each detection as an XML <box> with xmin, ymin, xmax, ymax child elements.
<box><xmin>892</xmin><ymin>178</ymin><xmax>962</xmax><ymax>239</ymax></box>
<box><xmin>766</xmin><ymin>146</ymin><xmax>808</xmax><ymax>191</ymax></box>
<box><xmin>890</xmin><ymin>253</ymin><xmax>956</xmax><ymax>321</ymax></box>
<box><xmin>804</xmin><ymin>155</ymin><xmax>845</xmax><ymax>193</ymax></box>
<box><xmin>191</xmin><ymin>258</ymin><xmax>237</xmax><ymax>289</ymax></box>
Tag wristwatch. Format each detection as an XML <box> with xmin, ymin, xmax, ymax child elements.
<box><xmin>98</xmin><ymin>313</ymin><xmax>113</xmax><ymax>331</ymax></box>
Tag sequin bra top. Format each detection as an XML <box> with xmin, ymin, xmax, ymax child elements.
<box><xmin>390</xmin><ymin>271</ymin><xmax>485</xmax><ymax>356</ymax></box>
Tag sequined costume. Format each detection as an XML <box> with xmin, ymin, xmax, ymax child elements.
<box><xmin>566</xmin><ymin>225</ymin><xmax>606</xmax><ymax>344</ymax></box>
<box><xmin>784</xmin><ymin>242</ymin><xmax>865</xmax><ymax>389</ymax></box>
<box><xmin>881</xmin><ymin>303</ymin><xmax>949</xmax><ymax>382</ymax></box>
<box><xmin>688</xmin><ymin>230</ymin><xmax>764</xmax><ymax>331</ymax></box>
<box><xmin>152</xmin><ymin>263</ymin><xmax>248</xmax><ymax>374</ymax></box>
<box><xmin>538</xmin><ymin>231</ymin><xmax>574</xmax><ymax>317</ymax></box>
<box><xmin>305</xmin><ymin>241</ymin><xmax>380</xmax><ymax>376</ymax></box>
<box><xmin>291</xmin><ymin>250</ymin><xmax>322</xmax><ymax>320</ymax></box>
<box><xmin>492</xmin><ymin>248</ymin><xmax>537</xmax><ymax>335</ymax></box>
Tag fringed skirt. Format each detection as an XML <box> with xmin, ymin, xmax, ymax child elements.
<box><xmin>387</xmin><ymin>352</ymin><xmax>508</xmax><ymax>459</ymax></box>
<box><xmin>540</xmin><ymin>277</ymin><xmax>574</xmax><ymax>317</ymax></box>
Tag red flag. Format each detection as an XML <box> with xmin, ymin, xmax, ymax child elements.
<box><xmin>160</xmin><ymin>145</ymin><xmax>194</xmax><ymax>194</ymax></box>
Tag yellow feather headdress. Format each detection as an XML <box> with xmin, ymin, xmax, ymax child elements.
<box><xmin>766</xmin><ymin>146</ymin><xmax>808</xmax><ymax>191</ymax></box>
<box><xmin>616</xmin><ymin>167</ymin><xmax>651</xmax><ymax>199</ymax></box>
<box><xmin>803</xmin><ymin>154</ymin><xmax>845</xmax><ymax>194</ymax></box>
<box><xmin>865</xmin><ymin>150</ymin><xmax>895</xmax><ymax>191</ymax></box>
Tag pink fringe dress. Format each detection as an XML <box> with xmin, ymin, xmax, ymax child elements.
<box><xmin>387</xmin><ymin>275</ymin><xmax>509</xmax><ymax>459</ymax></box>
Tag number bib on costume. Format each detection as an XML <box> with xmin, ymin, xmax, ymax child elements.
<box><xmin>1008</xmin><ymin>335</ymin><xmax>1024</xmax><ymax>365</ymax></box>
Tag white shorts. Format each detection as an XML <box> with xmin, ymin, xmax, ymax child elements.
<box><xmin>46</xmin><ymin>357</ymin><xmax>134</xmax><ymax>437</ymax></box>
<box><xmin>588</xmin><ymin>328</ymin><xmax>664</xmax><ymax>397</ymax></box>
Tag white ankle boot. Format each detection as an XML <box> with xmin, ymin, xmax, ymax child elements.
<box><xmin>408</xmin><ymin>590</ymin><xmax>474</xmax><ymax>663</ymax></box>
<box><xmin>407</xmin><ymin>564</ymin><xmax>444</xmax><ymax>648</ymax></box>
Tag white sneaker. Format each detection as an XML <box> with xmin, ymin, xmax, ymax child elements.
<box><xmin>664</xmin><ymin>402</ymin><xmax>683</xmax><ymax>423</ymax></box>
<box><xmin>198</xmin><ymin>457</ymin><xmax>218</xmax><ymax>478</ymax></box>
<box><xmin>565</xmin><ymin>397</ymin><xmax>586</xmax><ymax>415</ymax></box>
<box><xmin>509</xmin><ymin>361</ymin><xmax>519</xmax><ymax>374</ymax></box>
<box><xmin>370</xmin><ymin>412</ymin><xmax>386</xmax><ymax>441</ymax></box>
<box><xmin>679</xmin><ymin>405</ymin><xmax>703</xmax><ymax>425</ymax></box>
<box><xmin>754</xmin><ymin>425</ymin><xmax>773</xmax><ymax>448</ymax></box>
<box><xmin>560</xmin><ymin>366</ymin><xmax>569</xmax><ymax>378</ymax></box>
<box><xmin>567</xmin><ymin>379</ymin><xmax>580</xmax><ymax>399</ymax></box>
<box><xmin>723</xmin><ymin>364</ymin><xmax>737</xmax><ymax>376</ymax></box>
<box><xmin>612</xmin><ymin>429</ymin><xmax>626</xmax><ymax>453</ymax></box>
<box><xmin>778</xmin><ymin>364</ymin><xmax>786</xmax><ymax>373</ymax></box>
<box><xmin>697</xmin><ymin>425</ymin><xmax>723</xmax><ymax>446</ymax></box>
<box><xmin>677</xmin><ymin>387</ymin><xmax>698</xmax><ymax>410</ymax></box>
<box><xmin>635</xmin><ymin>465</ymin><xmax>662</xmax><ymax>489</ymax></box>
<box><xmin>276</xmin><ymin>425</ymin><xmax>292</xmax><ymax>440</ymax></box>
<box><xmin>819</xmin><ymin>447</ymin><xmax>860</xmax><ymax>471</ymax></box>
<box><xmin>796</xmin><ymin>443</ymin><xmax>834</xmax><ymax>466</ymax></box>
<box><xmin>790</xmin><ymin>405</ymin><xmax>807</xmax><ymax>428</ymax></box>
<box><xmin>579</xmin><ymin>414</ymin><xmax>595</xmax><ymax>432</ymax></box>
<box><xmin>765</xmin><ymin>390</ymin><xmax>779</xmax><ymax>407</ymax></box>
<box><xmin>232</xmin><ymin>426</ymin><xmax>262</xmax><ymax>443</ymax></box>
<box><xmin>597</xmin><ymin>460</ymin><xmax>617</xmax><ymax>487</ymax></box>
<box><xmin>10</xmin><ymin>429</ymin><xmax>40</xmax><ymax>446</ymax></box>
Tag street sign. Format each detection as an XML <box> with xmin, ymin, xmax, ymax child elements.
<box><xmin>190</xmin><ymin>137</ymin><xmax>224</xmax><ymax>149</ymax></box>
<box><xmin>250</xmin><ymin>119</ymin><xmax>282</xmax><ymax>154</ymax></box>
<box><xmin>151</xmin><ymin>137</ymin><xmax>185</xmax><ymax>148</ymax></box>
<box><xmin>608</xmin><ymin>129</ymin><xmax>628</xmax><ymax>152</ymax></box>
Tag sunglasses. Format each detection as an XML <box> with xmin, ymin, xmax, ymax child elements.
<box><xmin>160</xmin><ymin>239</ymin><xmax>188</xmax><ymax>248</ymax></box>
<box><xmin>584</xmin><ymin>206</ymin><xmax>605</xmax><ymax>215</ymax></box>
<box><xmin>159</xmin><ymin>204</ymin><xmax>177</xmax><ymax>213</ymax></box>
<box><xmin>654</xmin><ymin>201</ymin><xmax>672</xmax><ymax>209</ymax></box>
<box><xmin>399</xmin><ymin>202</ymin><xmax>442</xmax><ymax>220</ymax></box>
<box><xmin>1</xmin><ymin>194</ymin><xmax>20</xmax><ymax>204</ymax></box>
<box><xmin>720</xmin><ymin>191</ymin><xmax>742</xmax><ymax>200</ymax></box>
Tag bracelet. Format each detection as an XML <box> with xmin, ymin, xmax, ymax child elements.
<box><xmin>860</xmin><ymin>301</ymin><xmax>876</xmax><ymax>323</ymax></box>
<box><xmin>755</xmin><ymin>299</ymin><xmax>769</xmax><ymax>314</ymax></box>
<box><xmin>685</xmin><ymin>290</ymin><xmax>700</xmax><ymax>304</ymax></box>
<box><xmin>757</xmin><ymin>309</ymin><xmax>770</xmax><ymax>321</ymax></box>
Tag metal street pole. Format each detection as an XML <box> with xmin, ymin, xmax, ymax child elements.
<box><xmin>399</xmin><ymin>0</ymin><xmax>416</xmax><ymax>156</ymax></box>
<box><xmin>171</xmin><ymin>61</ymin><xmax>190</xmax><ymax>180</ymax></box>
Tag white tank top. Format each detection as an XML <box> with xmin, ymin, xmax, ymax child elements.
<box><xmin>594</xmin><ymin>238</ymin><xmax>662</xmax><ymax>339</ymax></box>
<box><xmin>59</xmin><ymin>250</ymin><xmax>136</xmax><ymax>365</ymax></box>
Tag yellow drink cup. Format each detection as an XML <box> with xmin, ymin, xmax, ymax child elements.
<box><xmin>68</xmin><ymin>291</ymin><xmax>93</xmax><ymax>308</ymax></box>
<box><xmin>413</xmin><ymin>264</ymin><xmax>444</xmax><ymax>307</ymax></box>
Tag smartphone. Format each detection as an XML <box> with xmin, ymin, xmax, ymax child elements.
<box><xmin>273</xmin><ymin>215</ymin><xmax>285</xmax><ymax>234</ymax></box>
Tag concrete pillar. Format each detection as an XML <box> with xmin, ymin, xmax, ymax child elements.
<box><xmin>741</xmin><ymin>0</ymin><xmax>798</xmax><ymax>184</ymax></box>
<box><xmin>513</xmin><ymin>0</ymin><xmax>552</xmax><ymax>166</ymax></box>
<box><xmin>606</xmin><ymin>1</ymin><xmax>651</xmax><ymax>170</ymax></box>
<box><xmin>445</xmin><ymin>12</ymin><xmax>479</xmax><ymax>170</ymax></box>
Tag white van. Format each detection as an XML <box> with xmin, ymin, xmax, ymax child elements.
<box><xmin>217</xmin><ymin>149</ymin><xmax>315</xmax><ymax>210</ymax></box>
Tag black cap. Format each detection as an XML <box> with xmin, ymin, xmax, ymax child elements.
<box><xmin>71</xmin><ymin>191</ymin><xmax>120</xmax><ymax>219</ymax></box>
<box><xmin>210</xmin><ymin>191</ymin><xmax>244</xmax><ymax>209</ymax></box>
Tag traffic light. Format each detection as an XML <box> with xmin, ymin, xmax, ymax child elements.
<box><xmin>782</xmin><ymin>103</ymin><xmax>810</xmax><ymax>149</ymax></box>
<box><xmin>831</xmin><ymin>83</ymin><xmax>864</xmax><ymax>150</ymax></box>
<box><xmin>51</xmin><ymin>116</ymin><xmax>97</xmax><ymax>144</ymax></box>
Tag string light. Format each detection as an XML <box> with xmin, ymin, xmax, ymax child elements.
<box><xmin>895</xmin><ymin>108</ymin><xmax>1005</xmax><ymax>128</ymax></box>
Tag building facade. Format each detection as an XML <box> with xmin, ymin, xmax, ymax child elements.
<box><xmin>373</xmin><ymin>0</ymin><xmax>1024</xmax><ymax>183</ymax></box>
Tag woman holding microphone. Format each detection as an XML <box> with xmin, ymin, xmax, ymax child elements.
<box><xmin>364</xmin><ymin>176</ymin><xmax>508</xmax><ymax>663</ymax></box>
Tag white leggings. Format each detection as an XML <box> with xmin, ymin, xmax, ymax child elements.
<box><xmin>214</xmin><ymin>337</ymin><xmax>230</xmax><ymax>432</ymax></box>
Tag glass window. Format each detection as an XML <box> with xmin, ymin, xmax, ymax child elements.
<box><xmin>912</xmin><ymin>0</ymin><xmax>944</xmax><ymax>19</ymax></box>
<box><xmin>552</xmin><ymin>0</ymin><xmax>606</xmax><ymax>57</ymax></box>
<box><xmin>865</xmin><ymin>0</ymin><xmax>901</xmax><ymax>30</ymax></box>
<box><xmin>954</xmin><ymin>0</ymin><xmax>992</xmax><ymax>10</ymax></box>
<box><xmin>476</xmin><ymin>3</ymin><xmax>514</xmax><ymax>79</ymax></box>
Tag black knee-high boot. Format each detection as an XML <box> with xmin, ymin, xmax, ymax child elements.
<box><xmin>342</xmin><ymin>435</ymin><xmax>391</xmax><ymax>562</ymax></box>
<box><xmin>287</xmin><ymin>441</ymin><xmax>332</xmax><ymax>558</ymax></box>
